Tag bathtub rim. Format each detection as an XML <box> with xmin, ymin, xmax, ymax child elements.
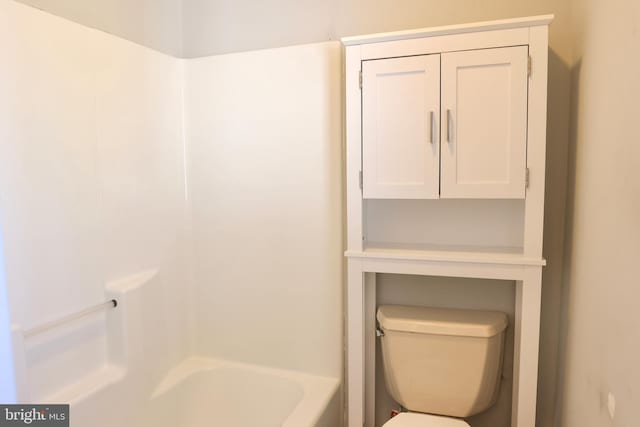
<box><xmin>150</xmin><ymin>356</ymin><xmax>341</xmax><ymax>427</ymax></box>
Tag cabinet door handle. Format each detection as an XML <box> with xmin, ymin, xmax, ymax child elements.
<box><xmin>447</xmin><ymin>109</ymin><xmax>452</xmax><ymax>143</ymax></box>
<box><xmin>429</xmin><ymin>111</ymin><xmax>435</xmax><ymax>144</ymax></box>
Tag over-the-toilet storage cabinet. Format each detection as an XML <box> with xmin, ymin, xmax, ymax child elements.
<box><xmin>343</xmin><ymin>15</ymin><xmax>552</xmax><ymax>427</ymax></box>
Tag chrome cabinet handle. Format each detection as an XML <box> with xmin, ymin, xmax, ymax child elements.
<box><xmin>447</xmin><ymin>109</ymin><xmax>452</xmax><ymax>143</ymax></box>
<box><xmin>429</xmin><ymin>111</ymin><xmax>435</xmax><ymax>144</ymax></box>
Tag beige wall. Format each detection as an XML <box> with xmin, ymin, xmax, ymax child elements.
<box><xmin>556</xmin><ymin>0</ymin><xmax>640</xmax><ymax>426</ymax></box>
<box><xmin>182</xmin><ymin>0</ymin><xmax>572</xmax><ymax>59</ymax></box>
<box><xmin>13</xmin><ymin>0</ymin><xmax>183</xmax><ymax>56</ymax></box>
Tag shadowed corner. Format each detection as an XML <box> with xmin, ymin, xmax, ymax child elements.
<box><xmin>537</xmin><ymin>47</ymin><xmax>573</xmax><ymax>427</ymax></box>
<box><xmin>551</xmin><ymin>53</ymin><xmax>582</xmax><ymax>427</ymax></box>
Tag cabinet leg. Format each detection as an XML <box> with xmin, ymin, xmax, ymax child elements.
<box><xmin>512</xmin><ymin>267</ymin><xmax>542</xmax><ymax>427</ymax></box>
<box><xmin>364</xmin><ymin>273</ymin><xmax>376</xmax><ymax>427</ymax></box>
<box><xmin>348</xmin><ymin>259</ymin><xmax>364</xmax><ymax>427</ymax></box>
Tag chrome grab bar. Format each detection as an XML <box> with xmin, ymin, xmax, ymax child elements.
<box><xmin>24</xmin><ymin>299</ymin><xmax>118</xmax><ymax>338</ymax></box>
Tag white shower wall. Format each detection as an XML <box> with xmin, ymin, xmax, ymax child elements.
<box><xmin>0</xmin><ymin>2</ymin><xmax>15</xmax><ymax>402</ymax></box>
<box><xmin>184</xmin><ymin>42</ymin><xmax>343</xmax><ymax>379</ymax></box>
<box><xmin>1</xmin><ymin>1</ymin><xmax>344</xmax><ymax>401</ymax></box>
<box><xmin>0</xmin><ymin>1</ymin><xmax>191</xmax><ymax>400</ymax></box>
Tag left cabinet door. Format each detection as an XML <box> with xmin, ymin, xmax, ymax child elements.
<box><xmin>362</xmin><ymin>54</ymin><xmax>441</xmax><ymax>199</ymax></box>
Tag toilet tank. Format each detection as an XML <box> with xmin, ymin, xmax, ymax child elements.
<box><xmin>377</xmin><ymin>305</ymin><xmax>508</xmax><ymax>418</ymax></box>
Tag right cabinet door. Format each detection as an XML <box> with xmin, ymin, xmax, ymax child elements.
<box><xmin>440</xmin><ymin>46</ymin><xmax>529</xmax><ymax>199</ymax></box>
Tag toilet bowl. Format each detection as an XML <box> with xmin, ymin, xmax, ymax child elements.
<box><xmin>383</xmin><ymin>412</ymin><xmax>469</xmax><ymax>427</ymax></box>
<box><xmin>377</xmin><ymin>305</ymin><xmax>508</xmax><ymax>427</ymax></box>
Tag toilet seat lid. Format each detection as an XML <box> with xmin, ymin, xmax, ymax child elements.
<box><xmin>383</xmin><ymin>413</ymin><xmax>470</xmax><ymax>427</ymax></box>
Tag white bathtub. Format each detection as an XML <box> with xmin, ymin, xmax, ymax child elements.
<box><xmin>14</xmin><ymin>272</ymin><xmax>342</xmax><ymax>427</ymax></box>
<box><xmin>137</xmin><ymin>358</ymin><xmax>341</xmax><ymax>427</ymax></box>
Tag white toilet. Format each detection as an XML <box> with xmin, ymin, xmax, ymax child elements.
<box><xmin>377</xmin><ymin>305</ymin><xmax>508</xmax><ymax>427</ymax></box>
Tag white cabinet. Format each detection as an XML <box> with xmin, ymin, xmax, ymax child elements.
<box><xmin>343</xmin><ymin>14</ymin><xmax>553</xmax><ymax>427</ymax></box>
<box><xmin>361</xmin><ymin>46</ymin><xmax>529</xmax><ymax>200</ymax></box>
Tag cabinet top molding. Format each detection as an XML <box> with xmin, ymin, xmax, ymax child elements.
<box><xmin>341</xmin><ymin>14</ymin><xmax>554</xmax><ymax>46</ymax></box>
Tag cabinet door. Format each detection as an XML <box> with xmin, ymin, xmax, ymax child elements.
<box><xmin>440</xmin><ymin>46</ymin><xmax>528</xmax><ymax>199</ymax></box>
<box><xmin>362</xmin><ymin>55</ymin><xmax>441</xmax><ymax>199</ymax></box>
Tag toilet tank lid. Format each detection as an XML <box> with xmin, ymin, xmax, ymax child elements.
<box><xmin>377</xmin><ymin>305</ymin><xmax>508</xmax><ymax>338</ymax></box>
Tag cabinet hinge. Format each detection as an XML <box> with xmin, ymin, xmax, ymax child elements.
<box><xmin>359</xmin><ymin>170</ymin><xmax>363</xmax><ymax>190</ymax></box>
<box><xmin>525</xmin><ymin>168</ymin><xmax>530</xmax><ymax>189</ymax></box>
<box><xmin>359</xmin><ymin>70</ymin><xmax>363</xmax><ymax>90</ymax></box>
<box><xmin>527</xmin><ymin>55</ymin><xmax>532</xmax><ymax>78</ymax></box>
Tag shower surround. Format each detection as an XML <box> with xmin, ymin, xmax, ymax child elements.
<box><xmin>0</xmin><ymin>1</ymin><xmax>343</xmax><ymax>425</ymax></box>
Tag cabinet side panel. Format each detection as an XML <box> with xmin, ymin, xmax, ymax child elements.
<box><xmin>345</xmin><ymin>45</ymin><xmax>363</xmax><ymax>251</ymax></box>
<box><xmin>523</xmin><ymin>27</ymin><xmax>549</xmax><ymax>257</ymax></box>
